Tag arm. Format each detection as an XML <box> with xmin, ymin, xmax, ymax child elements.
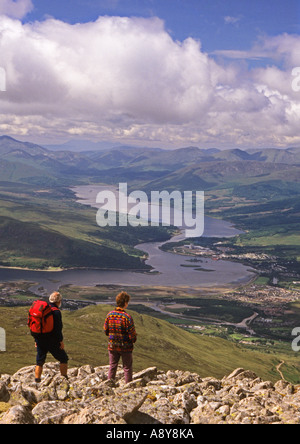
<box><xmin>52</xmin><ymin>309</ymin><xmax>64</xmax><ymax>343</ymax></box>
<box><xmin>103</xmin><ymin>316</ymin><xmax>109</xmax><ymax>336</ymax></box>
<box><xmin>127</xmin><ymin>316</ymin><xmax>137</xmax><ymax>343</ymax></box>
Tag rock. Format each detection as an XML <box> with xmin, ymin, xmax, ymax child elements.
<box><xmin>0</xmin><ymin>405</ymin><xmax>36</xmax><ymax>424</ymax></box>
<box><xmin>139</xmin><ymin>395</ymin><xmax>189</xmax><ymax>424</ymax></box>
<box><xmin>133</xmin><ymin>367</ymin><xmax>157</xmax><ymax>382</ymax></box>
<box><xmin>100</xmin><ymin>389</ymin><xmax>148</xmax><ymax>422</ymax></box>
<box><xmin>0</xmin><ymin>402</ymin><xmax>10</xmax><ymax>414</ymax></box>
<box><xmin>32</xmin><ymin>400</ymin><xmax>77</xmax><ymax>424</ymax></box>
<box><xmin>8</xmin><ymin>384</ymin><xmax>31</xmax><ymax>408</ymax></box>
<box><xmin>63</xmin><ymin>404</ymin><xmax>126</xmax><ymax>424</ymax></box>
<box><xmin>251</xmin><ymin>381</ymin><xmax>274</xmax><ymax>392</ymax></box>
<box><xmin>0</xmin><ymin>381</ymin><xmax>10</xmax><ymax>402</ymax></box>
<box><xmin>1</xmin><ymin>363</ymin><xmax>300</xmax><ymax>424</ymax></box>
<box><xmin>173</xmin><ymin>390</ymin><xmax>197</xmax><ymax>413</ymax></box>
<box><xmin>274</xmin><ymin>380</ymin><xmax>294</xmax><ymax>395</ymax></box>
<box><xmin>225</xmin><ymin>368</ymin><xmax>245</xmax><ymax>380</ymax></box>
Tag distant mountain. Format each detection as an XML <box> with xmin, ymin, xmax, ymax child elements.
<box><xmin>1</xmin><ymin>135</ymin><xmax>300</xmax><ymax>189</ymax></box>
<box><xmin>0</xmin><ymin>136</ymin><xmax>99</xmax><ymax>184</ymax></box>
<box><xmin>142</xmin><ymin>160</ymin><xmax>300</xmax><ymax>193</ymax></box>
<box><xmin>244</xmin><ymin>147</ymin><xmax>300</xmax><ymax>164</ymax></box>
<box><xmin>0</xmin><ymin>135</ymin><xmax>48</xmax><ymax>156</ymax></box>
<box><xmin>44</xmin><ymin>139</ymin><xmax>122</xmax><ymax>152</ymax></box>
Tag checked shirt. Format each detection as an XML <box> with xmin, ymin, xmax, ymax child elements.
<box><xmin>104</xmin><ymin>307</ymin><xmax>137</xmax><ymax>352</ymax></box>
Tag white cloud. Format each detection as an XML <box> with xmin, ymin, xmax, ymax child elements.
<box><xmin>0</xmin><ymin>0</ymin><xmax>33</xmax><ymax>19</ymax></box>
<box><xmin>224</xmin><ymin>16</ymin><xmax>241</xmax><ymax>25</ymax></box>
<box><xmin>0</xmin><ymin>15</ymin><xmax>299</xmax><ymax>148</ymax></box>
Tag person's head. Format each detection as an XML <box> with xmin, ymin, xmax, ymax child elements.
<box><xmin>49</xmin><ymin>291</ymin><xmax>62</xmax><ymax>307</ymax></box>
<box><xmin>116</xmin><ymin>291</ymin><xmax>130</xmax><ymax>309</ymax></box>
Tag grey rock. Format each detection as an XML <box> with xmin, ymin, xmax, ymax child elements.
<box><xmin>0</xmin><ymin>405</ymin><xmax>36</xmax><ymax>424</ymax></box>
<box><xmin>0</xmin><ymin>381</ymin><xmax>10</xmax><ymax>403</ymax></box>
<box><xmin>1</xmin><ymin>362</ymin><xmax>300</xmax><ymax>424</ymax></box>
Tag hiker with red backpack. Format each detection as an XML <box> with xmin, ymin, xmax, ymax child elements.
<box><xmin>28</xmin><ymin>291</ymin><xmax>69</xmax><ymax>383</ymax></box>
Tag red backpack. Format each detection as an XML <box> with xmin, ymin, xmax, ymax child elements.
<box><xmin>28</xmin><ymin>300</ymin><xmax>58</xmax><ymax>336</ymax></box>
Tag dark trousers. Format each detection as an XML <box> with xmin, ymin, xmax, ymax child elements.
<box><xmin>108</xmin><ymin>350</ymin><xmax>133</xmax><ymax>383</ymax></box>
<box><xmin>35</xmin><ymin>337</ymin><xmax>68</xmax><ymax>366</ymax></box>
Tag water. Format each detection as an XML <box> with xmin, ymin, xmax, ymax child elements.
<box><xmin>0</xmin><ymin>185</ymin><xmax>255</xmax><ymax>294</ymax></box>
<box><xmin>72</xmin><ymin>185</ymin><xmax>244</xmax><ymax>238</ymax></box>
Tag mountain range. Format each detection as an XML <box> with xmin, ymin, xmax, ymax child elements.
<box><xmin>1</xmin><ymin>135</ymin><xmax>300</xmax><ymax>189</ymax></box>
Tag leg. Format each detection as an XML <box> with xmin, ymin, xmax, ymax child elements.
<box><xmin>108</xmin><ymin>350</ymin><xmax>120</xmax><ymax>380</ymax></box>
<box><xmin>121</xmin><ymin>352</ymin><xmax>133</xmax><ymax>384</ymax></box>
<box><xmin>35</xmin><ymin>339</ymin><xmax>47</xmax><ymax>382</ymax></box>
<box><xmin>48</xmin><ymin>341</ymin><xmax>69</xmax><ymax>378</ymax></box>
<box><xmin>60</xmin><ymin>363</ymin><xmax>68</xmax><ymax>378</ymax></box>
<box><xmin>35</xmin><ymin>365</ymin><xmax>43</xmax><ymax>382</ymax></box>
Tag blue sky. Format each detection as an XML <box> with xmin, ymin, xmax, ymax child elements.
<box><xmin>25</xmin><ymin>0</ymin><xmax>300</xmax><ymax>53</ymax></box>
<box><xmin>0</xmin><ymin>0</ymin><xmax>299</xmax><ymax>149</ymax></box>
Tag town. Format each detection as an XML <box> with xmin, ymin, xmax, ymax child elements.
<box><xmin>170</xmin><ymin>241</ymin><xmax>300</xmax><ymax>284</ymax></box>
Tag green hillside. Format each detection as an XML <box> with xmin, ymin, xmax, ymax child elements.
<box><xmin>0</xmin><ymin>216</ymin><xmax>145</xmax><ymax>270</ymax></box>
<box><xmin>0</xmin><ymin>181</ymin><xmax>172</xmax><ymax>270</ymax></box>
<box><xmin>0</xmin><ymin>304</ymin><xmax>297</xmax><ymax>383</ymax></box>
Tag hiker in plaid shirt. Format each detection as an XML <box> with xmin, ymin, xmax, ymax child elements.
<box><xmin>104</xmin><ymin>291</ymin><xmax>137</xmax><ymax>383</ymax></box>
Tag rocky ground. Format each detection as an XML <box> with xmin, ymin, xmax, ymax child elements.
<box><xmin>0</xmin><ymin>363</ymin><xmax>299</xmax><ymax>424</ymax></box>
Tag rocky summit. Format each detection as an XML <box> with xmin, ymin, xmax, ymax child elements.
<box><xmin>0</xmin><ymin>363</ymin><xmax>299</xmax><ymax>424</ymax></box>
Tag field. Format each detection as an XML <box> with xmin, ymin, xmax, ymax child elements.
<box><xmin>1</xmin><ymin>303</ymin><xmax>298</xmax><ymax>383</ymax></box>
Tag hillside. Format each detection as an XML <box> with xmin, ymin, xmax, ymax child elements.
<box><xmin>0</xmin><ymin>180</ymin><xmax>171</xmax><ymax>270</ymax></box>
<box><xmin>0</xmin><ymin>216</ymin><xmax>145</xmax><ymax>270</ymax></box>
<box><xmin>0</xmin><ymin>304</ymin><xmax>290</xmax><ymax>382</ymax></box>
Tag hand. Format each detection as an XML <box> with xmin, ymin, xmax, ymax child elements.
<box><xmin>60</xmin><ymin>341</ymin><xmax>65</xmax><ymax>350</ymax></box>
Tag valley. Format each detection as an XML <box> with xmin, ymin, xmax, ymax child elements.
<box><xmin>1</xmin><ymin>136</ymin><xmax>300</xmax><ymax>382</ymax></box>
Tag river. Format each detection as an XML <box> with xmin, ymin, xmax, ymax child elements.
<box><xmin>0</xmin><ymin>185</ymin><xmax>255</xmax><ymax>295</ymax></box>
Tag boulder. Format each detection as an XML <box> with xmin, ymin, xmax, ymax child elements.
<box><xmin>1</xmin><ymin>363</ymin><xmax>300</xmax><ymax>424</ymax></box>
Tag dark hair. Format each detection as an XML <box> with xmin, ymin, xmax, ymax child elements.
<box><xmin>116</xmin><ymin>291</ymin><xmax>130</xmax><ymax>308</ymax></box>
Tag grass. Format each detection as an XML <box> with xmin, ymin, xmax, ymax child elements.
<box><xmin>0</xmin><ymin>304</ymin><xmax>298</xmax><ymax>383</ymax></box>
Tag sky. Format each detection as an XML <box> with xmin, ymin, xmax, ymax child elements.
<box><xmin>0</xmin><ymin>0</ymin><xmax>299</xmax><ymax>149</ymax></box>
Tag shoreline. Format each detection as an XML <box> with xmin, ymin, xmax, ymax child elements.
<box><xmin>0</xmin><ymin>264</ymin><xmax>152</xmax><ymax>273</ymax></box>
<box><xmin>0</xmin><ymin>185</ymin><xmax>255</xmax><ymax>292</ymax></box>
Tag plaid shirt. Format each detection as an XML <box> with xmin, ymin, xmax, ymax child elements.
<box><xmin>103</xmin><ymin>307</ymin><xmax>137</xmax><ymax>352</ymax></box>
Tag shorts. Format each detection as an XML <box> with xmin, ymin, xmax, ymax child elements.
<box><xmin>35</xmin><ymin>337</ymin><xmax>69</xmax><ymax>366</ymax></box>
